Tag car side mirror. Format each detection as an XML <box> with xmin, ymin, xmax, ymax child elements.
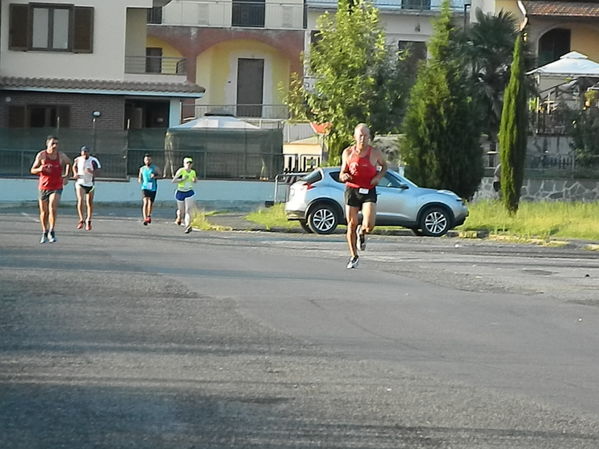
<box><xmin>398</xmin><ymin>183</ymin><xmax>409</xmax><ymax>190</ymax></box>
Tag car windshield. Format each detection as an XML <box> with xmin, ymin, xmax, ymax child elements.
<box><xmin>384</xmin><ymin>171</ymin><xmax>418</xmax><ymax>188</ymax></box>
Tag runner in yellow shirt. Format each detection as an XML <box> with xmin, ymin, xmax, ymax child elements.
<box><xmin>172</xmin><ymin>157</ymin><xmax>198</xmax><ymax>234</ymax></box>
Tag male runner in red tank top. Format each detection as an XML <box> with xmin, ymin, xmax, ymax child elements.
<box><xmin>30</xmin><ymin>136</ymin><xmax>71</xmax><ymax>243</ymax></box>
<box><xmin>339</xmin><ymin>124</ymin><xmax>387</xmax><ymax>268</ymax></box>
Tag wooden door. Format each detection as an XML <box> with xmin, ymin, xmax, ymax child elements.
<box><xmin>236</xmin><ymin>58</ymin><xmax>264</xmax><ymax>117</ymax></box>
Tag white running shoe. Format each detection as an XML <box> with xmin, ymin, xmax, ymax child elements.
<box><xmin>184</xmin><ymin>226</ymin><xmax>192</xmax><ymax>234</ymax></box>
<box><xmin>48</xmin><ymin>230</ymin><xmax>57</xmax><ymax>243</ymax></box>
<box><xmin>40</xmin><ymin>233</ymin><xmax>48</xmax><ymax>244</ymax></box>
<box><xmin>346</xmin><ymin>256</ymin><xmax>359</xmax><ymax>269</ymax></box>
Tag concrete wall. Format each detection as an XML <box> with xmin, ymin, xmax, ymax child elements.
<box><xmin>3</xmin><ymin>176</ymin><xmax>598</xmax><ymax>209</ymax></box>
<box><xmin>475</xmin><ymin>177</ymin><xmax>599</xmax><ymax>202</ymax></box>
<box><xmin>0</xmin><ymin>178</ymin><xmax>282</xmax><ymax>210</ymax></box>
<box><xmin>125</xmin><ymin>7</ymin><xmax>149</xmax><ymax>62</ymax></box>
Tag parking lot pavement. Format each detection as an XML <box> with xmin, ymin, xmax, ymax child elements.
<box><xmin>2</xmin><ymin>205</ymin><xmax>599</xmax><ymax>449</ymax></box>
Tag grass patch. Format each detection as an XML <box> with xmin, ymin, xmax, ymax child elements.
<box><xmin>246</xmin><ymin>204</ymin><xmax>301</xmax><ymax>230</ymax></box>
<box><xmin>459</xmin><ymin>200</ymin><xmax>599</xmax><ymax>241</ymax></box>
<box><xmin>191</xmin><ymin>209</ymin><xmax>232</xmax><ymax>231</ymax></box>
<box><xmin>245</xmin><ymin>200</ymin><xmax>599</xmax><ymax>242</ymax></box>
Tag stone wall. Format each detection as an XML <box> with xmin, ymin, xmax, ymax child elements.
<box><xmin>475</xmin><ymin>177</ymin><xmax>599</xmax><ymax>202</ymax></box>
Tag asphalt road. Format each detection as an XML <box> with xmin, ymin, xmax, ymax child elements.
<box><xmin>1</xmin><ymin>207</ymin><xmax>598</xmax><ymax>448</ymax></box>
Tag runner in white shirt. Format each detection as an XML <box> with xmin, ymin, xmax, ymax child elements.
<box><xmin>72</xmin><ymin>145</ymin><xmax>101</xmax><ymax>231</ymax></box>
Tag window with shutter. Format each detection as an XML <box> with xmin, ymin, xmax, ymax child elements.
<box><xmin>73</xmin><ymin>7</ymin><xmax>94</xmax><ymax>53</ymax></box>
<box><xmin>9</xmin><ymin>4</ymin><xmax>29</xmax><ymax>50</ymax></box>
<box><xmin>7</xmin><ymin>4</ymin><xmax>94</xmax><ymax>53</ymax></box>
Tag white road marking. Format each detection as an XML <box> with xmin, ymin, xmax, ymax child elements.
<box><xmin>21</xmin><ymin>212</ymin><xmax>38</xmax><ymax>223</ymax></box>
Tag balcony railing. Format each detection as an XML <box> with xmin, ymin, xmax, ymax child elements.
<box><xmin>307</xmin><ymin>0</ymin><xmax>465</xmax><ymax>11</ymax></box>
<box><xmin>125</xmin><ymin>56</ymin><xmax>187</xmax><ymax>75</ymax></box>
<box><xmin>157</xmin><ymin>0</ymin><xmax>305</xmax><ymax>29</ymax></box>
<box><xmin>152</xmin><ymin>0</ymin><xmax>466</xmax><ymax>30</ymax></box>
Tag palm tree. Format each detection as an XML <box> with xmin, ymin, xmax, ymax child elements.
<box><xmin>462</xmin><ymin>9</ymin><xmax>518</xmax><ymax>147</ymax></box>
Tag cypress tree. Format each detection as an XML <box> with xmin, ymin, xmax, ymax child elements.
<box><xmin>401</xmin><ymin>0</ymin><xmax>482</xmax><ymax>199</ymax></box>
<box><xmin>498</xmin><ymin>32</ymin><xmax>528</xmax><ymax>214</ymax></box>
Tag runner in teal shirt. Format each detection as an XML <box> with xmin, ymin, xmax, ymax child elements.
<box><xmin>138</xmin><ymin>153</ymin><xmax>161</xmax><ymax>225</ymax></box>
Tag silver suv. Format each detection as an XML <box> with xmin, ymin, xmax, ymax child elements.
<box><xmin>285</xmin><ymin>167</ymin><xmax>468</xmax><ymax>236</ymax></box>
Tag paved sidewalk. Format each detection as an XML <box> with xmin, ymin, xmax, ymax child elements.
<box><xmin>204</xmin><ymin>212</ymin><xmax>268</xmax><ymax>232</ymax></box>
<box><xmin>205</xmin><ymin>211</ymin><xmax>437</xmax><ymax>236</ymax></box>
<box><xmin>204</xmin><ymin>211</ymin><xmax>310</xmax><ymax>233</ymax></box>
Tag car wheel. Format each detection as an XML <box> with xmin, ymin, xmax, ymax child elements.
<box><xmin>419</xmin><ymin>206</ymin><xmax>451</xmax><ymax>237</ymax></box>
<box><xmin>299</xmin><ymin>220</ymin><xmax>313</xmax><ymax>233</ymax></box>
<box><xmin>307</xmin><ymin>203</ymin><xmax>339</xmax><ymax>234</ymax></box>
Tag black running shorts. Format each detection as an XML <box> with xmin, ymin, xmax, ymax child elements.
<box><xmin>39</xmin><ymin>189</ymin><xmax>63</xmax><ymax>202</ymax></box>
<box><xmin>142</xmin><ymin>189</ymin><xmax>157</xmax><ymax>202</ymax></box>
<box><xmin>345</xmin><ymin>186</ymin><xmax>377</xmax><ymax>208</ymax></box>
<box><xmin>77</xmin><ymin>184</ymin><xmax>95</xmax><ymax>194</ymax></box>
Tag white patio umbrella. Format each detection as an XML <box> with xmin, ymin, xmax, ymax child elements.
<box><xmin>527</xmin><ymin>51</ymin><xmax>599</xmax><ymax>77</ymax></box>
<box><xmin>174</xmin><ymin>115</ymin><xmax>259</xmax><ymax>129</ymax></box>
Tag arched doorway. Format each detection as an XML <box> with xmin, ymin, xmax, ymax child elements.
<box><xmin>538</xmin><ymin>28</ymin><xmax>571</xmax><ymax>66</ymax></box>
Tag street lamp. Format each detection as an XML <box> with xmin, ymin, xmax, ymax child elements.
<box><xmin>463</xmin><ymin>0</ymin><xmax>471</xmax><ymax>29</ymax></box>
<box><xmin>92</xmin><ymin>111</ymin><xmax>101</xmax><ymax>152</ymax></box>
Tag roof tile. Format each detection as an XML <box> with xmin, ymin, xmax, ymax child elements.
<box><xmin>522</xmin><ymin>1</ymin><xmax>599</xmax><ymax>17</ymax></box>
<box><xmin>0</xmin><ymin>77</ymin><xmax>205</xmax><ymax>96</ymax></box>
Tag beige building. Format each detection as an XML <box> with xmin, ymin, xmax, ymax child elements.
<box><xmin>0</xmin><ymin>0</ymin><xmax>204</xmax><ymax>130</ymax></box>
<box><xmin>148</xmin><ymin>0</ymin><xmax>304</xmax><ymax>121</ymax></box>
<box><xmin>471</xmin><ymin>1</ymin><xmax>599</xmax><ymax>150</ymax></box>
<box><xmin>471</xmin><ymin>0</ymin><xmax>599</xmax><ymax>64</ymax></box>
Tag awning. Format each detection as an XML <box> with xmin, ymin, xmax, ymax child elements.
<box><xmin>173</xmin><ymin>115</ymin><xmax>259</xmax><ymax>129</ymax></box>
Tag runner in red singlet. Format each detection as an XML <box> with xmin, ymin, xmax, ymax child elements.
<box><xmin>30</xmin><ymin>136</ymin><xmax>71</xmax><ymax>243</ymax></box>
<box><xmin>339</xmin><ymin>124</ymin><xmax>388</xmax><ymax>269</ymax></box>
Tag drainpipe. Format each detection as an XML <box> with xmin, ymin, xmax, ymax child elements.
<box><xmin>517</xmin><ymin>0</ymin><xmax>528</xmax><ymax>32</ymax></box>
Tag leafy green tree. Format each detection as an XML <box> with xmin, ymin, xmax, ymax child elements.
<box><xmin>498</xmin><ymin>32</ymin><xmax>528</xmax><ymax>214</ymax></box>
<box><xmin>285</xmin><ymin>0</ymin><xmax>411</xmax><ymax>164</ymax></box>
<box><xmin>401</xmin><ymin>0</ymin><xmax>483</xmax><ymax>199</ymax></box>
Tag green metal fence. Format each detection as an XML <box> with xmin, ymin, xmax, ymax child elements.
<box><xmin>0</xmin><ymin>128</ymin><xmax>284</xmax><ymax>180</ymax></box>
